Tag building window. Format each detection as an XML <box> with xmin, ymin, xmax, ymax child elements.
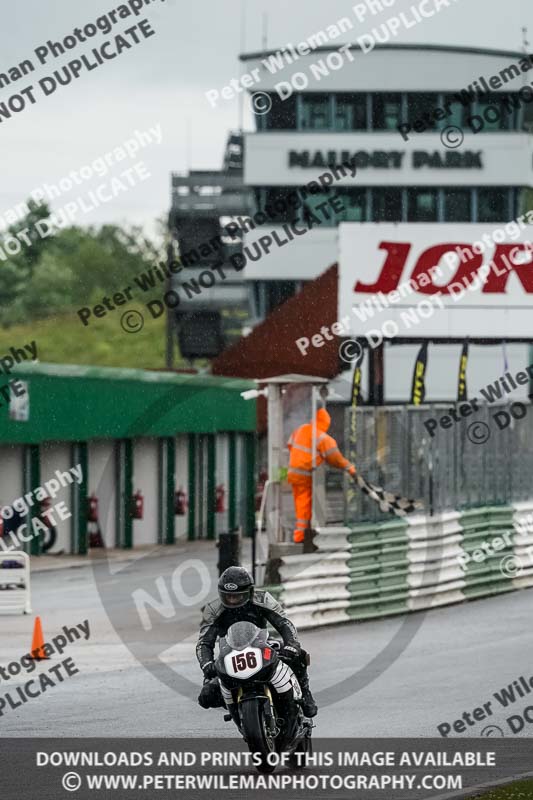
<box><xmin>441</xmin><ymin>93</ymin><xmax>473</xmax><ymax>128</ymax></box>
<box><xmin>444</xmin><ymin>189</ymin><xmax>472</xmax><ymax>221</ymax></box>
<box><xmin>405</xmin><ymin>93</ymin><xmax>440</xmax><ymax>130</ymax></box>
<box><xmin>266</xmin><ymin>281</ymin><xmax>297</xmax><ymax>314</ymax></box>
<box><xmin>372</xmin><ymin>93</ymin><xmax>402</xmax><ymax>130</ymax></box>
<box><xmin>301</xmin><ymin>94</ymin><xmax>330</xmax><ymax>129</ymax></box>
<box><xmin>478</xmin><ymin>188</ymin><xmax>509</xmax><ymax>222</ymax></box>
<box><xmin>475</xmin><ymin>94</ymin><xmax>514</xmax><ymax>131</ymax></box>
<box><xmin>252</xmin><ymin>281</ymin><xmax>298</xmax><ymax>319</ymax></box>
<box><xmin>262</xmin><ymin>93</ymin><xmax>297</xmax><ymax>130</ymax></box>
<box><xmin>407</xmin><ymin>188</ymin><xmax>438</xmax><ymax>222</ymax></box>
<box><xmin>300</xmin><ymin>191</ymin><xmax>335</xmax><ymax>225</ymax></box>
<box><xmin>254</xmin><ymin>90</ymin><xmax>524</xmax><ymax>133</ymax></box>
<box><xmin>521</xmin><ymin>93</ymin><xmax>533</xmax><ymax>131</ymax></box>
<box><xmin>334</xmin><ymin>93</ymin><xmax>367</xmax><ymax>130</ymax></box>
<box><xmin>335</xmin><ymin>189</ymin><xmax>367</xmax><ymax>221</ymax></box>
<box><xmin>503</xmin><ymin>94</ymin><xmax>521</xmax><ymax>131</ymax></box>
<box><xmin>261</xmin><ymin>187</ymin><xmax>300</xmax><ymax>222</ymax></box>
<box><xmin>372</xmin><ymin>188</ymin><xmax>402</xmax><ymax>222</ymax></box>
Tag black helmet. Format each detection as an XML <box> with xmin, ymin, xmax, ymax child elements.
<box><xmin>218</xmin><ymin>566</ymin><xmax>254</xmax><ymax>608</ymax></box>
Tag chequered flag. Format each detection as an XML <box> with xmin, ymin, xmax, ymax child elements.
<box><xmin>355</xmin><ymin>474</ymin><xmax>423</xmax><ymax>517</ymax></box>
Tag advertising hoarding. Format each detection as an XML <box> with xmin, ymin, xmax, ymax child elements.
<box><xmin>339</xmin><ymin>222</ymin><xmax>533</xmax><ymax>339</ymax></box>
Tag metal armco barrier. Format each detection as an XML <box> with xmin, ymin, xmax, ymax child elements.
<box><xmin>0</xmin><ymin>551</ymin><xmax>32</xmax><ymax>614</ymax></box>
<box><xmin>276</xmin><ymin>503</ymin><xmax>533</xmax><ymax>630</ymax></box>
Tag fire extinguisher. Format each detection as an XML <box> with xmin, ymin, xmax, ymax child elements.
<box><xmin>40</xmin><ymin>495</ymin><xmax>57</xmax><ymax>553</ymax></box>
<box><xmin>215</xmin><ymin>484</ymin><xmax>225</xmax><ymax>514</ymax></box>
<box><xmin>88</xmin><ymin>493</ymin><xmax>99</xmax><ymax>522</ymax></box>
<box><xmin>174</xmin><ymin>486</ymin><xmax>187</xmax><ymax>516</ymax></box>
<box><xmin>87</xmin><ymin>492</ymin><xmax>105</xmax><ymax>549</ymax></box>
<box><xmin>131</xmin><ymin>489</ymin><xmax>144</xmax><ymax>520</ymax></box>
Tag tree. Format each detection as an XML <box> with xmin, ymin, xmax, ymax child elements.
<box><xmin>23</xmin><ymin>252</ymin><xmax>78</xmax><ymax>319</ymax></box>
<box><xmin>0</xmin><ymin>200</ymin><xmax>51</xmax><ymax>321</ymax></box>
<box><xmin>0</xmin><ymin>199</ymin><xmax>162</xmax><ymax>326</ymax></box>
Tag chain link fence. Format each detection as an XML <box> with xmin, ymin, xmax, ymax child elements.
<box><xmin>343</xmin><ymin>402</ymin><xmax>533</xmax><ymax>524</ymax></box>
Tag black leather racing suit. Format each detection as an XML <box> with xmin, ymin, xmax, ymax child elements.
<box><xmin>197</xmin><ymin>590</ymin><xmax>298</xmax><ymax>667</ymax></box>
<box><xmin>196</xmin><ymin>590</ymin><xmax>312</xmax><ymax>709</ymax></box>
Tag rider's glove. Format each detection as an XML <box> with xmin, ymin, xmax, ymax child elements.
<box><xmin>202</xmin><ymin>661</ymin><xmax>217</xmax><ymax>679</ymax></box>
<box><xmin>280</xmin><ymin>644</ymin><xmax>301</xmax><ymax>661</ymax></box>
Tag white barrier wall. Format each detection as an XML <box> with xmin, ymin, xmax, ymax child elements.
<box><xmin>0</xmin><ymin>446</ymin><xmax>24</xmax><ymax>544</ymax></box>
<box><xmin>132</xmin><ymin>437</ymin><xmax>159</xmax><ymax>546</ymax></box>
<box><xmin>39</xmin><ymin>443</ymin><xmax>74</xmax><ymax>554</ymax></box>
<box><xmin>274</xmin><ymin>505</ymin><xmax>533</xmax><ymax>630</ymax></box>
<box><xmin>216</xmin><ymin>433</ymin><xmax>229</xmax><ymax>536</ymax></box>
<box><xmin>88</xmin><ymin>440</ymin><xmax>117</xmax><ymax>549</ymax></box>
<box><xmin>174</xmin><ymin>435</ymin><xmax>189</xmax><ymax>540</ymax></box>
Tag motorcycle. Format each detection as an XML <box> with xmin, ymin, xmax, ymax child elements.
<box><xmin>215</xmin><ymin>621</ymin><xmax>313</xmax><ymax>773</ymax></box>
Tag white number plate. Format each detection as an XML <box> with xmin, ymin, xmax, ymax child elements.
<box><xmin>224</xmin><ymin>647</ymin><xmax>263</xmax><ymax>678</ymax></box>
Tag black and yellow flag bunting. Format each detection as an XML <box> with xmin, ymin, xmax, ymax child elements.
<box><xmin>411</xmin><ymin>342</ymin><xmax>428</xmax><ymax>405</ymax></box>
<box><xmin>457</xmin><ymin>340</ymin><xmax>468</xmax><ymax>402</ymax></box>
<box><xmin>348</xmin><ymin>343</ymin><xmax>423</xmax><ymax>517</ymax></box>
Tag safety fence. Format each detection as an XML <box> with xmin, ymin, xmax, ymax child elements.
<box><xmin>343</xmin><ymin>403</ymin><xmax>533</xmax><ymax>524</ymax></box>
<box><xmin>275</xmin><ymin>503</ymin><xmax>533</xmax><ymax>630</ymax></box>
<box><xmin>0</xmin><ymin>551</ymin><xmax>31</xmax><ymax>615</ymax></box>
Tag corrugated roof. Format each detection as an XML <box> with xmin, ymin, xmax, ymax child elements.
<box><xmin>10</xmin><ymin>362</ymin><xmax>253</xmax><ymax>391</ymax></box>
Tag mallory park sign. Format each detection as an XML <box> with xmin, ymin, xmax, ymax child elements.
<box><xmin>288</xmin><ymin>149</ymin><xmax>483</xmax><ymax>170</ymax></box>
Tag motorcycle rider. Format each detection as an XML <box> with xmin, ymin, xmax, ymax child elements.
<box><xmin>196</xmin><ymin>566</ymin><xmax>317</xmax><ymax>718</ymax></box>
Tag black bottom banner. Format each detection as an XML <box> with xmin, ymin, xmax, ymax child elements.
<box><xmin>2</xmin><ymin>738</ymin><xmax>533</xmax><ymax>800</ymax></box>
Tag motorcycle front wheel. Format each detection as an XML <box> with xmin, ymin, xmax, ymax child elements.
<box><xmin>240</xmin><ymin>698</ymin><xmax>276</xmax><ymax>774</ymax></box>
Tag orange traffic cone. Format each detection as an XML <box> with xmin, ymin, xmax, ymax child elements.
<box><xmin>30</xmin><ymin>616</ymin><xmax>49</xmax><ymax>660</ymax></box>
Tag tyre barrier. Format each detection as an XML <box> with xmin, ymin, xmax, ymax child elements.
<box><xmin>0</xmin><ymin>551</ymin><xmax>32</xmax><ymax>615</ymax></box>
<box><xmin>274</xmin><ymin>504</ymin><xmax>533</xmax><ymax>629</ymax></box>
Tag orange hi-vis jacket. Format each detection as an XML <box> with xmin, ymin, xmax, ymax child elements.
<box><xmin>287</xmin><ymin>408</ymin><xmax>356</xmax><ymax>485</ymax></box>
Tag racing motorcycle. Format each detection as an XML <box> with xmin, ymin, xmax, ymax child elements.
<box><xmin>216</xmin><ymin>621</ymin><xmax>313</xmax><ymax>773</ymax></box>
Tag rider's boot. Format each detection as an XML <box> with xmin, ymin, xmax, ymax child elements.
<box><xmin>299</xmin><ymin>672</ymin><xmax>318</xmax><ymax>717</ymax></box>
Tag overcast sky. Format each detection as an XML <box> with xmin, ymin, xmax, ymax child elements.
<box><xmin>1</xmin><ymin>0</ymin><xmax>532</xmax><ymax>241</ymax></box>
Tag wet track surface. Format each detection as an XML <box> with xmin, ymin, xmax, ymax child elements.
<box><xmin>1</xmin><ymin>540</ymin><xmax>533</xmax><ymax>742</ymax></box>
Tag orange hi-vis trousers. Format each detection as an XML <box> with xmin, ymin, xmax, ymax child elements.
<box><xmin>291</xmin><ymin>481</ymin><xmax>312</xmax><ymax>543</ymax></box>
<box><xmin>287</xmin><ymin>409</ymin><xmax>356</xmax><ymax>545</ymax></box>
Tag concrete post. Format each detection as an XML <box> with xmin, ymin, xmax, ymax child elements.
<box><xmin>267</xmin><ymin>383</ymin><xmax>283</xmax><ymax>544</ymax></box>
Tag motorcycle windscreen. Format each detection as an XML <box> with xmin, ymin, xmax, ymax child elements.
<box><xmin>225</xmin><ymin>621</ymin><xmax>268</xmax><ymax>651</ymax></box>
